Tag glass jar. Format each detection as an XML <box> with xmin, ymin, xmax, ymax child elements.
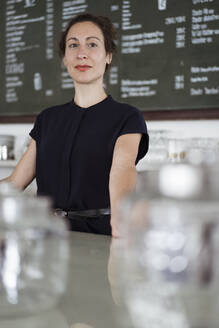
<box><xmin>118</xmin><ymin>163</ymin><xmax>219</xmax><ymax>328</ymax></box>
<box><xmin>0</xmin><ymin>184</ymin><xmax>69</xmax><ymax>317</ymax></box>
<box><xmin>187</xmin><ymin>137</ymin><xmax>219</xmax><ymax>165</ymax></box>
<box><xmin>0</xmin><ymin>135</ymin><xmax>15</xmax><ymax>161</ymax></box>
<box><xmin>167</xmin><ymin>138</ymin><xmax>187</xmax><ymax>163</ymax></box>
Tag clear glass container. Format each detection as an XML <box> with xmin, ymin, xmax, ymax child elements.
<box><xmin>0</xmin><ymin>184</ymin><xmax>69</xmax><ymax>317</ymax></box>
<box><xmin>148</xmin><ymin>130</ymin><xmax>170</xmax><ymax>163</ymax></box>
<box><xmin>187</xmin><ymin>137</ymin><xmax>219</xmax><ymax>165</ymax></box>
<box><xmin>0</xmin><ymin>135</ymin><xmax>15</xmax><ymax>161</ymax></box>
<box><xmin>167</xmin><ymin>138</ymin><xmax>188</xmax><ymax>163</ymax></box>
<box><xmin>118</xmin><ymin>163</ymin><xmax>219</xmax><ymax>328</ymax></box>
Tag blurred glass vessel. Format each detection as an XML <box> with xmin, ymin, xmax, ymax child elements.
<box><xmin>119</xmin><ymin>163</ymin><xmax>219</xmax><ymax>328</ymax></box>
<box><xmin>147</xmin><ymin>130</ymin><xmax>170</xmax><ymax>163</ymax></box>
<box><xmin>187</xmin><ymin>138</ymin><xmax>219</xmax><ymax>165</ymax></box>
<box><xmin>0</xmin><ymin>183</ymin><xmax>69</xmax><ymax>317</ymax></box>
<box><xmin>167</xmin><ymin>138</ymin><xmax>187</xmax><ymax>163</ymax></box>
<box><xmin>0</xmin><ymin>135</ymin><xmax>15</xmax><ymax>161</ymax></box>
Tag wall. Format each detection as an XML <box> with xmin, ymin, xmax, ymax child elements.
<box><xmin>147</xmin><ymin>120</ymin><xmax>219</xmax><ymax>138</ymax></box>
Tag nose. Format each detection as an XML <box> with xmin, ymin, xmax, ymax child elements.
<box><xmin>77</xmin><ymin>53</ymin><xmax>88</xmax><ymax>59</ymax></box>
<box><xmin>77</xmin><ymin>45</ymin><xmax>88</xmax><ymax>59</ymax></box>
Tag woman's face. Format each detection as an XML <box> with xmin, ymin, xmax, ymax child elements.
<box><xmin>63</xmin><ymin>21</ymin><xmax>112</xmax><ymax>85</ymax></box>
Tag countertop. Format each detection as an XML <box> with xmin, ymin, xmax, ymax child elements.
<box><xmin>0</xmin><ymin>232</ymin><xmax>132</xmax><ymax>328</ymax></box>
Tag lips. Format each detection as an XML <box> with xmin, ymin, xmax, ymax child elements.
<box><xmin>75</xmin><ymin>65</ymin><xmax>92</xmax><ymax>72</ymax></box>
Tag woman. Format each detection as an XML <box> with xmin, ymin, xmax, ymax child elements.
<box><xmin>1</xmin><ymin>14</ymin><xmax>149</xmax><ymax>237</ymax></box>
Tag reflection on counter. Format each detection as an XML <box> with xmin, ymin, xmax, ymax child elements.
<box><xmin>0</xmin><ymin>309</ymin><xmax>68</xmax><ymax>328</ymax></box>
<box><xmin>71</xmin><ymin>324</ymin><xmax>94</xmax><ymax>328</ymax></box>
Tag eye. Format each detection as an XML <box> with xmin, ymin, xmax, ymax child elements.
<box><xmin>88</xmin><ymin>42</ymin><xmax>97</xmax><ymax>48</ymax></box>
<box><xmin>68</xmin><ymin>43</ymin><xmax>79</xmax><ymax>48</ymax></box>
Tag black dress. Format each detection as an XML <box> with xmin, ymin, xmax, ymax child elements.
<box><xmin>30</xmin><ymin>95</ymin><xmax>149</xmax><ymax>235</ymax></box>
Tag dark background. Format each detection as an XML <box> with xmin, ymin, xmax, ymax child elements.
<box><xmin>0</xmin><ymin>0</ymin><xmax>219</xmax><ymax>121</ymax></box>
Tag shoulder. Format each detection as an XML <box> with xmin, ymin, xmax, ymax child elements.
<box><xmin>37</xmin><ymin>101</ymin><xmax>73</xmax><ymax>119</ymax></box>
<box><xmin>109</xmin><ymin>96</ymin><xmax>141</xmax><ymax>114</ymax></box>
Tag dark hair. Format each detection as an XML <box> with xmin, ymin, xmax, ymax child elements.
<box><xmin>59</xmin><ymin>13</ymin><xmax>117</xmax><ymax>71</ymax></box>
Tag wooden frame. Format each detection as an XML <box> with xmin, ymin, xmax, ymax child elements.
<box><xmin>0</xmin><ymin>115</ymin><xmax>36</xmax><ymax>124</ymax></box>
<box><xmin>0</xmin><ymin>107</ymin><xmax>219</xmax><ymax>123</ymax></box>
<box><xmin>142</xmin><ymin>108</ymin><xmax>219</xmax><ymax>120</ymax></box>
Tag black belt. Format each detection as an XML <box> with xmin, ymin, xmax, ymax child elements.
<box><xmin>54</xmin><ymin>208</ymin><xmax>110</xmax><ymax>218</ymax></box>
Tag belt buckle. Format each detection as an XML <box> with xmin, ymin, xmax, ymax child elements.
<box><xmin>54</xmin><ymin>208</ymin><xmax>67</xmax><ymax>217</ymax></box>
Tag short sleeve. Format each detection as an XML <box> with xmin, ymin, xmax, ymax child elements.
<box><xmin>118</xmin><ymin>110</ymin><xmax>149</xmax><ymax>164</ymax></box>
<box><xmin>29</xmin><ymin>113</ymin><xmax>42</xmax><ymax>142</ymax></box>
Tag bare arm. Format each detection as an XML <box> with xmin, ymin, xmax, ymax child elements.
<box><xmin>0</xmin><ymin>138</ymin><xmax>36</xmax><ymax>190</ymax></box>
<box><xmin>109</xmin><ymin>133</ymin><xmax>141</xmax><ymax>237</ymax></box>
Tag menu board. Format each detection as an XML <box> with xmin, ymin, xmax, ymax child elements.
<box><xmin>0</xmin><ymin>0</ymin><xmax>219</xmax><ymax>116</ymax></box>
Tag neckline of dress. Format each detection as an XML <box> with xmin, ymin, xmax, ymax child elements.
<box><xmin>72</xmin><ymin>95</ymin><xmax>111</xmax><ymax>110</ymax></box>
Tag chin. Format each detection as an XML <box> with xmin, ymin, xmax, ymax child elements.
<box><xmin>73</xmin><ymin>75</ymin><xmax>104</xmax><ymax>86</ymax></box>
<box><xmin>67</xmin><ymin>68</ymin><xmax>104</xmax><ymax>84</ymax></box>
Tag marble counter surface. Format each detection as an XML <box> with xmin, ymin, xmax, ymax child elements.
<box><xmin>0</xmin><ymin>232</ymin><xmax>131</xmax><ymax>328</ymax></box>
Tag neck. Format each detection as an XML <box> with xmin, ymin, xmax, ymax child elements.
<box><xmin>74</xmin><ymin>81</ymin><xmax>107</xmax><ymax>108</ymax></box>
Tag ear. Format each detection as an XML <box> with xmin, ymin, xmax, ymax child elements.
<box><xmin>106</xmin><ymin>53</ymin><xmax>112</xmax><ymax>65</ymax></box>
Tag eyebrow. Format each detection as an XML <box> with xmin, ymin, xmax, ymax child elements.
<box><xmin>66</xmin><ymin>36</ymin><xmax>102</xmax><ymax>42</ymax></box>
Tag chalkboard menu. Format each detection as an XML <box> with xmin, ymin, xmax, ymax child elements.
<box><xmin>0</xmin><ymin>0</ymin><xmax>219</xmax><ymax>117</ymax></box>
